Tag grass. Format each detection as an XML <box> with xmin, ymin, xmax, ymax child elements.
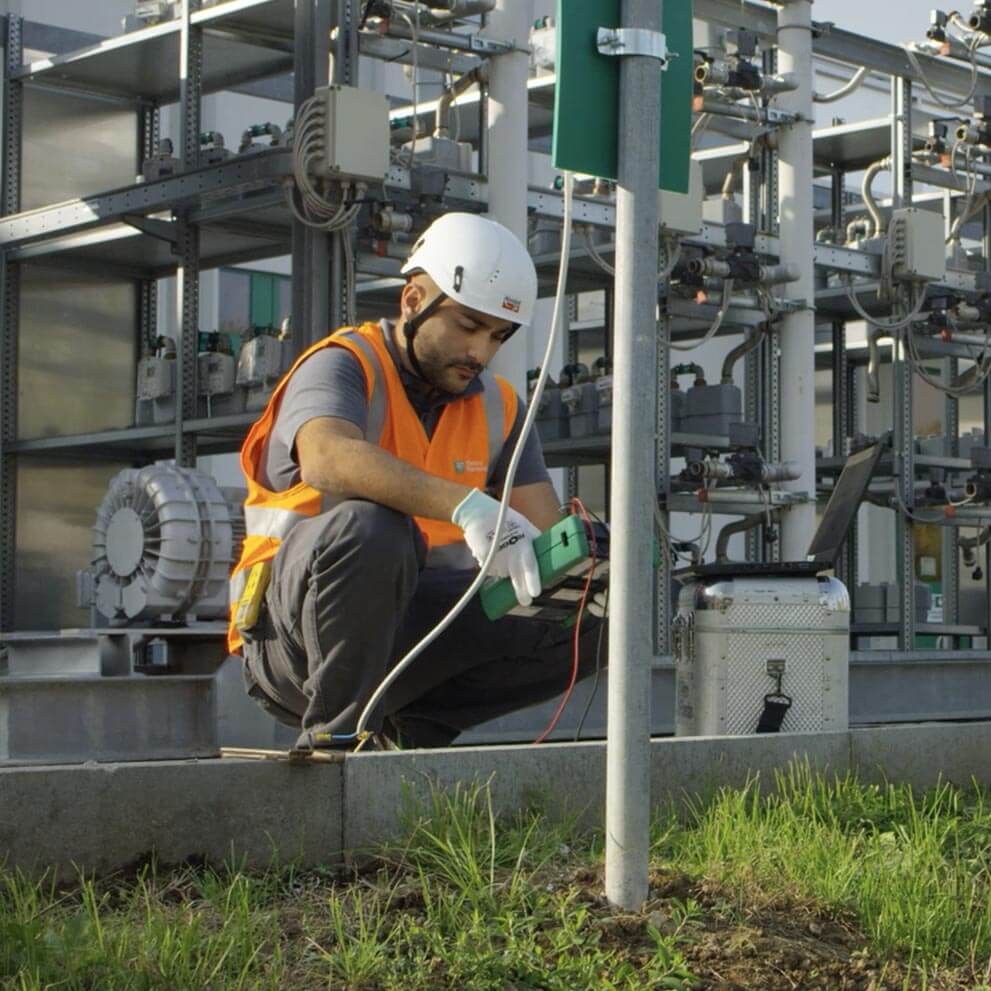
<box><xmin>3</xmin><ymin>766</ymin><xmax>991</xmax><ymax>989</ymax></box>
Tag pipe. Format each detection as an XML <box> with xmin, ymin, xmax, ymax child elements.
<box><xmin>861</xmin><ymin>157</ymin><xmax>891</xmax><ymax>238</ymax></box>
<box><xmin>846</xmin><ymin>217</ymin><xmax>871</xmax><ymax>243</ymax></box>
<box><xmin>693</xmin><ymin>95</ymin><xmax>798</xmax><ymax>125</ymax></box>
<box><xmin>960</xmin><ymin>527</ymin><xmax>991</xmax><ymax>566</ymax></box>
<box><xmin>721</xmin><ymin>325</ymin><xmax>764</xmax><ymax>383</ymax></box>
<box><xmin>866</xmin><ymin>327</ymin><xmax>889</xmax><ymax>403</ymax></box>
<box><xmin>776</xmin><ymin>0</ymin><xmax>816</xmax><ymax>560</ymax></box>
<box><xmin>759</xmin><ymin>461</ymin><xmax>802</xmax><ymax>483</ymax></box>
<box><xmin>605</xmin><ymin>0</ymin><xmax>660</xmax><ymax>914</ymax></box>
<box><xmin>814</xmin><ymin>65</ymin><xmax>868</xmax><ymax>103</ymax></box>
<box><xmin>716</xmin><ymin>513</ymin><xmax>773</xmax><ymax>562</ymax></box>
<box><xmin>721</xmin><ymin>159</ymin><xmax>741</xmax><ymax>199</ymax></box>
<box><xmin>696</xmin><ymin>488</ymin><xmax>780</xmax><ymax>505</ymax></box>
<box><xmin>759</xmin><ymin>262</ymin><xmax>800</xmax><ymax>286</ymax></box>
<box><xmin>762</xmin><ymin>73</ymin><xmax>799</xmax><ymax>96</ymax></box>
<box><xmin>484</xmin><ymin>0</ymin><xmax>531</xmax><ymax>392</ymax></box>
<box><xmin>435</xmin><ymin>64</ymin><xmax>486</xmax><ymax>138</ymax></box>
<box><xmin>426</xmin><ymin>0</ymin><xmax>496</xmax><ymax>19</ymax></box>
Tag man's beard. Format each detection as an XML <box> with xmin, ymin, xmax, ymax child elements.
<box><xmin>414</xmin><ymin>339</ymin><xmax>484</xmax><ymax>392</ymax></box>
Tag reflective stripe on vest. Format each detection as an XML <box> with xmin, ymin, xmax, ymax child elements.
<box><xmin>227</xmin><ymin>321</ymin><xmax>517</xmax><ymax>654</ymax></box>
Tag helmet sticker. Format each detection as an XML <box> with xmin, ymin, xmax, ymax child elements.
<box><xmin>502</xmin><ymin>296</ymin><xmax>521</xmax><ymax>313</ymax></box>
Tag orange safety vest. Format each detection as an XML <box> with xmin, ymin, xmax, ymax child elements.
<box><xmin>227</xmin><ymin>320</ymin><xmax>518</xmax><ymax>653</ymax></box>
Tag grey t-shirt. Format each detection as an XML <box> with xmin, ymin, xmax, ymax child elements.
<box><xmin>261</xmin><ymin>321</ymin><xmax>551</xmax><ymax>494</ymax></box>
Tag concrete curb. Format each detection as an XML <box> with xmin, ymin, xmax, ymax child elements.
<box><xmin>3</xmin><ymin>723</ymin><xmax>991</xmax><ymax>878</ymax></box>
<box><xmin>0</xmin><ymin>759</ymin><xmax>343</xmax><ymax>880</ymax></box>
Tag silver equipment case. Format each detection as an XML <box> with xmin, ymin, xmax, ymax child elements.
<box><xmin>673</xmin><ymin>576</ymin><xmax>850</xmax><ymax>736</ymax></box>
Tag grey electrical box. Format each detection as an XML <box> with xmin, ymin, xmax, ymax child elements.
<box><xmin>658</xmin><ymin>159</ymin><xmax>703</xmax><ymax>235</ymax></box>
<box><xmin>317</xmin><ymin>84</ymin><xmax>390</xmax><ymax>182</ymax></box>
<box><xmin>682</xmin><ymin>383</ymin><xmax>742</xmax><ymax>436</ymax></box>
<box><xmin>889</xmin><ymin>207</ymin><xmax>946</xmax><ymax>283</ymax></box>
<box><xmin>561</xmin><ymin>380</ymin><xmax>600</xmax><ymax>438</ymax></box>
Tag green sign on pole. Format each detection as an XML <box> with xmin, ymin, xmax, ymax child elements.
<box><xmin>552</xmin><ymin>0</ymin><xmax>693</xmax><ymax>193</ymax></box>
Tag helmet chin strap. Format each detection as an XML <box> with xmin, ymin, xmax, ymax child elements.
<box><xmin>401</xmin><ymin>293</ymin><xmax>446</xmax><ymax>384</ymax></box>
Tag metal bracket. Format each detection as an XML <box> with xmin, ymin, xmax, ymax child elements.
<box><xmin>596</xmin><ymin>27</ymin><xmax>673</xmax><ymax>68</ymax></box>
<box><xmin>123</xmin><ymin>215</ymin><xmax>177</xmax><ymax>244</ymax></box>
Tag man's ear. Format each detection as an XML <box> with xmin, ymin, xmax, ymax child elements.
<box><xmin>400</xmin><ymin>280</ymin><xmax>424</xmax><ymax>319</ymax></box>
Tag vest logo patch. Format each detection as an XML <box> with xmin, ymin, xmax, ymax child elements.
<box><xmin>502</xmin><ymin>296</ymin><xmax>521</xmax><ymax>313</ymax></box>
<box><xmin>454</xmin><ymin>459</ymin><xmax>486</xmax><ymax>474</ymax></box>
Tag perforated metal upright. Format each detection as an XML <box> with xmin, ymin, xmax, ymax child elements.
<box><xmin>0</xmin><ymin>15</ymin><xmax>22</xmax><ymax>632</ymax></box>
<box><xmin>330</xmin><ymin>0</ymin><xmax>359</xmax><ymax>331</ymax></box>
<box><xmin>831</xmin><ymin>167</ymin><xmax>855</xmax><ymax>593</ymax></box>
<box><xmin>137</xmin><ymin>101</ymin><xmax>160</xmax><ymax>358</ymax></box>
<box><xmin>175</xmin><ymin>0</ymin><xmax>203</xmax><ymax>467</ymax></box>
<box><xmin>891</xmin><ymin>74</ymin><xmax>916</xmax><ymax>650</ymax></box>
<box><xmin>656</xmin><ymin>284</ymin><xmax>671</xmax><ymax>657</ymax></box>
<box><xmin>744</xmin><ymin>47</ymin><xmax>780</xmax><ymax>563</ymax></box>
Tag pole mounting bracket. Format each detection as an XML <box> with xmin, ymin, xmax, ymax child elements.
<box><xmin>596</xmin><ymin>27</ymin><xmax>673</xmax><ymax>68</ymax></box>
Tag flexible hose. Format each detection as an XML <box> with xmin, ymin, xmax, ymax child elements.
<box><xmin>814</xmin><ymin>65</ymin><xmax>868</xmax><ymax>103</ymax></box>
<box><xmin>861</xmin><ymin>158</ymin><xmax>890</xmax><ymax>238</ymax></box>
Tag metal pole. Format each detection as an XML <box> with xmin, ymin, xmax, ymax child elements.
<box><xmin>484</xmin><ymin>0</ymin><xmax>531</xmax><ymax>393</ymax></box>
<box><xmin>775</xmin><ymin>0</ymin><xmax>815</xmax><ymax>559</ymax></box>
<box><xmin>605</xmin><ymin>0</ymin><xmax>662</xmax><ymax>912</ymax></box>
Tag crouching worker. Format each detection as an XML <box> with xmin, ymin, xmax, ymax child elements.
<box><xmin>228</xmin><ymin>213</ymin><xmax>606</xmax><ymax>751</ymax></box>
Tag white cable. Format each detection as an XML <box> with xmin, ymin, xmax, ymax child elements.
<box><xmin>581</xmin><ymin>225</ymin><xmax>681</xmax><ymax>282</ymax></box>
<box><xmin>667</xmin><ymin>278</ymin><xmax>735</xmax><ymax>351</ymax></box>
<box><xmin>354</xmin><ymin>171</ymin><xmax>578</xmax><ymax>738</ymax></box>
<box><xmin>845</xmin><ymin>280</ymin><xmax>929</xmax><ymax>331</ymax></box>
<box><xmin>904</xmin><ymin>38</ymin><xmax>979</xmax><ymax>110</ymax></box>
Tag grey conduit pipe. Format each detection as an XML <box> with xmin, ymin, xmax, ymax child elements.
<box><xmin>862</xmin><ymin>157</ymin><xmax>891</xmax><ymax>238</ymax></box>
<box><xmin>715</xmin><ymin>513</ymin><xmax>778</xmax><ymax>562</ymax></box>
<box><xmin>435</xmin><ymin>65</ymin><xmax>486</xmax><ymax>138</ymax></box>
<box><xmin>721</xmin><ymin>325</ymin><xmax>765</xmax><ymax>384</ymax></box>
<box><xmin>866</xmin><ymin>327</ymin><xmax>889</xmax><ymax>402</ymax></box>
<box><xmin>814</xmin><ymin>65</ymin><xmax>868</xmax><ymax>103</ymax></box>
<box><xmin>961</xmin><ymin>527</ymin><xmax>991</xmax><ymax>566</ymax></box>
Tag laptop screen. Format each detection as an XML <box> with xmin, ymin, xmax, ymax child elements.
<box><xmin>806</xmin><ymin>443</ymin><xmax>885</xmax><ymax>565</ymax></box>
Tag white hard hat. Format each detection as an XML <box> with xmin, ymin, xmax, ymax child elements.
<box><xmin>401</xmin><ymin>212</ymin><xmax>539</xmax><ymax>328</ymax></box>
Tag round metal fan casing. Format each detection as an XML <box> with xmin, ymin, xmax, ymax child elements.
<box><xmin>91</xmin><ymin>465</ymin><xmax>245</xmax><ymax>623</ymax></box>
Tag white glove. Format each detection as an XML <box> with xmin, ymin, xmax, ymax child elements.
<box><xmin>452</xmin><ymin>489</ymin><xmax>542</xmax><ymax>606</ymax></box>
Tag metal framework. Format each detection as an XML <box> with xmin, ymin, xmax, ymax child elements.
<box><xmin>3</xmin><ymin>0</ymin><xmax>991</xmax><ymax>717</ymax></box>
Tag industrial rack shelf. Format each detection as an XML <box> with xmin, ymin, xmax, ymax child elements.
<box><xmin>4</xmin><ymin>0</ymin><xmax>991</xmax><ymax>682</ymax></box>
<box><xmin>14</xmin><ymin>0</ymin><xmax>294</xmax><ymax>101</ymax></box>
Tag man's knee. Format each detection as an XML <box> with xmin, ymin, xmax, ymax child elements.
<box><xmin>310</xmin><ymin>499</ymin><xmax>416</xmax><ymax>568</ymax></box>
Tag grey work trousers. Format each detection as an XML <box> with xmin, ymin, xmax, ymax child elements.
<box><xmin>240</xmin><ymin>499</ymin><xmax>608</xmax><ymax>749</ymax></box>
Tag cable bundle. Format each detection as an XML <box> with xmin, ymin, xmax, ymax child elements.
<box><xmin>285</xmin><ymin>91</ymin><xmax>366</xmax><ymax>232</ymax></box>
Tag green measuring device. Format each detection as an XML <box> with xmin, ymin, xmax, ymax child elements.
<box><xmin>480</xmin><ymin>514</ymin><xmax>609</xmax><ymax>622</ymax></box>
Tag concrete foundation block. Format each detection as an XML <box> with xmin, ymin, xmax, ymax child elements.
<box><xmin>850</xmin><ymin>722</ymin><xmax>991</xmax><ymax>790</ymax></box>
<box><xmin>0</xmin><ymin>758</ymin><xmax>344</xmax><ymax>880</ymax></box>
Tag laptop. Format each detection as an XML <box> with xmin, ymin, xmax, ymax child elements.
<box><xmin>674</xmin><ymin>442</ymin><xmax>884</xmax><ymax>581</ymax></box>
